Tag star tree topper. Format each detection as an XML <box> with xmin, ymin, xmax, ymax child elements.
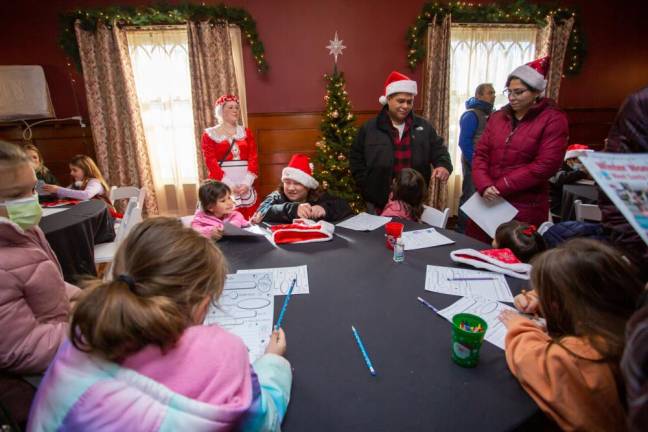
<box><xmin>326</xmin><ymin>32</ymin><xmax>346</xmax><ymax>63</ymax></box>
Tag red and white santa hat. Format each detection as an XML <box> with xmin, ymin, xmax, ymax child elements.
<box><xmin>378</xmin><ymin>71</ymin><xmax>418</xmax><ymax>105</ymax></box>
<box><xmin>282</xmin><ymin>154</ymin><xmax>319</xmax><ymax>189</ymax></box>
<box><xmin>214</xmin><ymin>94</ymin><xmax>239</xmax><ymax>122</ymax></box>
<box><xmin>508</xmin><ymin>56</ymin><xmax>550</xmax><ymax>92</ymax></box>
<box><xmin>564</xmin><ymin>144</ymin><xmax>593</xmax><ymax>160</ymax></box>
<box><xmin>271</xmin><ymin>219</ymin><xmax>335</xmax><ymax>244</ymax></box>
<box><xmin>450</xmin><ymin>248</ymin><xmax>532</xmax><ymax>280</ymax></box>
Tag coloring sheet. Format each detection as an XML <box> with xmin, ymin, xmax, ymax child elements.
<box><xmin>425</xmin><ymin>265</ymin><xmax>514</xmax><ymax>302</ymax></box>
<box><xmin>238</xmin><ymin>265</ymin><xmax>309</xmax><ymax>295</ymax></box>
<box><xmin>401</xmin><ymin>228</ymin><xmax>454</xmax><ymax>250</ymax></box>
<box><xmin>437</xmin><ymin>296</ymin><xmax>518</xmax><ymax>350</ymax></box>
<box><xmin>336</xmin><ymin>212</ymin><xmax>391</xmax><ymax>231</ymax></box>
<box><xmin>204</xmin><ymin>272</ymin><xmax>275</xmax><ymax>362</ymax></box>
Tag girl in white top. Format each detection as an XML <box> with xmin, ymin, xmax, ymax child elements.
<box><xmin>42</xmin><ymin>154</ymin><xmax>111</xmax><ymax>202</ymax></box>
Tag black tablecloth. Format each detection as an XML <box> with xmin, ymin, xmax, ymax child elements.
<box><xmin>39</xmin><ymin>200</ymin><xmax>116</xmax><ymax>282</ymax></box>
<box><xmin>560</xmin><ymin>184</ymin><xmax>598</xmax><ymax>221</ymax></box>
<box><xmin>218</xmin><ymin>221</ymin><xmax>539</xmax><ymax>431</ymax></box>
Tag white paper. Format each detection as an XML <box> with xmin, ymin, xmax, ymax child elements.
<box><xmin>460</xmin><ymin>192</ymin><xmax>518</xmax><ymax>238</ymax></box>
<box><xmin>238</xmin><ymin>265</ymin><xmax>309</xmax><ymax>295</ymax></box>
<box><xmin>336</xmin><ymin>212</ymin><xmax>391</xmax><ymax>231</ymax></box>
<box><xmin>580</xmin><ymin>153</ymin><xmax>648</xmax><ymax>245</ymax></box>
<box><xmin>424</xmin><ymin>265</ymin><xmax>513</xmax><ymax>302</ymax></box>
<box><xmin>204</xmin><ymin>273</ymin><xmax>275</xmax><ymax>362</ymax></box>
<box><xmin>222</xmin><ymin>222</ymin><xmax>263</xmax><ymax>237</ymax></box>
<box><xmin>402</xmin><ymin>228</ymin><xmax>454</xmax><ymax>250</ymax></box>
<box><xmin>437</xmin><ymin>296</ymin><xmax>518</xmax><ymax>350</ymax></box>
<box><xmin>41</xmin><ymin>207</ymin><xmax>69</xmax><ymax>217</ymax></box>
<box><xmin>220</xmin><ymin>160</ymin><xmax>249</xmax><ymax>183</ymax></box>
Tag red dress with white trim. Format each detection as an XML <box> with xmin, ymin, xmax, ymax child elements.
<box><xmin>201</xmin><ymin>125</ymin><xmax>259</xmax><ymax>218</ymax></box>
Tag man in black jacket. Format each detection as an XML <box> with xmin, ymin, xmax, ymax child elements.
<box><xmin>350</xmin><ymin>71</ymin><xmax>452</xmax><ymax>212</ymax></box>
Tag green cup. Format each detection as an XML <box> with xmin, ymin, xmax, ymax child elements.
<box><xmin>451</xmin><ymin>313</ymin><xmax>488</xmax><ymax>368</ymax></box>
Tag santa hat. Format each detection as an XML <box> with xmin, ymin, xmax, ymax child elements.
<box><xmin>564</xmin><ymin>144</ymin><xmax>593</xmax><ymax>160</ymax></box>
<box><xmin>508</xmin><ymin>56</ymin><xmax>550</xmax><ymax>92</ymax></box>
<box><xmin>378</xmin><ymin>71</ymin><xmax>418</xmax><ymax>105</ymax></box>
<box><xmin>271</xmin><ymin>219</ymin><xmax>335</xmax><ymax>244</ymax></box>
<box><xmin>214</xmin><ymin>94</ymin><xmax>239</xmax><ymax>123</ymax></box>
<box><xmin>282</xmin><ymin>154</ymin><xmax>319</xmax><ymax>189</ymax></box>
<box><xmin>450</xmin><ymin>248</ymin><xmax>532</xmax><ymax>280</ymax></box>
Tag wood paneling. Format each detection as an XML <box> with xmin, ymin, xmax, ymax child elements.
<box><xmin>564</xmin><ymin>107</ymin><xmax>617</xmax><ymax>150</ymax></box>
<box><xmin>0</xmin><ymin>108</ymin><xmax>617</xmax><ymax>199</ymax></box>
<box><xmin>248</xmin><ymin>111</ymin><xmax>375</xmax><ymax>197</ymax></box>
<box><xmin>0</xmin><ymin>120</ymin><xmax>95</xmax><ymax>185</ymax></box>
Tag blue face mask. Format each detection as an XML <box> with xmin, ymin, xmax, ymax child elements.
<box><xmin>0</xmin><ymin>193</ymin><xmax>42</xmax><ymax>230</ymax></box>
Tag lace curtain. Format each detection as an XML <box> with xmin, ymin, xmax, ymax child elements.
<box><xmin>447</xmin><ymin>25</ymin><xmax>537</xmax><ymax>214</ymax></box>
<box><xmin>126</xmin><ymin>26</ymin><xmax>246</xmax><ymax>216</ymax></box>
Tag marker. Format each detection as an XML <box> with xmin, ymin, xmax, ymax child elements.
<box><xmin>274</xmin><ymin>278</ymin><xmax>297</xmax><ymax>330</ymax></box>
<box><xmin>417</xmin><ymin>296</ymin><xmax>443</xmax><ymax>317</ymax></box>
<box><xmin>447</xmin><ymin>277</ymin><xmax>496</xmax><ymax>281</ymax></box>
<box><xmin>351</xmin><ymin>326</ymin><xmax>376</xmax><ymax>376</ymax></box>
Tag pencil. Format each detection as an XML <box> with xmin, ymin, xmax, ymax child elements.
<box><xmin>447</xmin><ymin>277</ymin><xmax>496</xmax><ymax>281</ymax></box>
<box><xmin>417</xmin><ymin>296</ymin><xmax>442</xmax><ymax>317</ymax></box>
<box><xmin>274</xmin><ymin>277</ymin><xmax>297</xmax><ymax>330</ymax></box>
<box><xmin>351</xmin><ymin>326</ymin><xmax>376</xmax><ymax>376</ymax></box>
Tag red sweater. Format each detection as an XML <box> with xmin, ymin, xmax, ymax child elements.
<box><xmin>200</xmin><ymin>126</ymin><xmax>259</xmax><ymax>184</ymax></box>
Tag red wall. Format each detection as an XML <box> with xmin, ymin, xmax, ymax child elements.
<box><xmin>1</xmin><ymin>0</ymin><xmax>647</xmax><ymax>118</ymax></box>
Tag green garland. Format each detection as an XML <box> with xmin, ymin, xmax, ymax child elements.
<box><xmin>59</xmin><ymin>3</ymin><xmax>268</xmax><ymax>73</ymax></box>
<box><xmin>407</xmin><ymin>0</ymin><xmax>586</xmax><ymax>75</ymax></box>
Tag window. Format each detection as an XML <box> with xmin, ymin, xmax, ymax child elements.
<box><xmin>126</xmin><ymin>27</ymin><xmax>197</xmax><ymax>215</ymax></box>
<box><xmin>448</xmin><ymin>25</ymin><xmax>538</xmax><ymax>175</ymax></box>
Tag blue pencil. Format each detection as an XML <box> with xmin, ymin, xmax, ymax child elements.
<box><xmin>417</xmin><ymin>296</ymin><xmax>442</xmax><ymax>317</ymax></box>
<box><xmin>351</xmin><ymin>326</ymin><xmax>376</xmax><ymax>376</ymax></box>
<box><xmin>274</xmin><ymin>278</ymin><xmax>297</xmax><ymax>330</ymax></box>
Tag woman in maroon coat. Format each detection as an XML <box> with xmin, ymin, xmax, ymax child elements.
<box><xmin>468</xmin><ymin>57</ymin><xmax>569</xmax><ymax>242</ymax></box>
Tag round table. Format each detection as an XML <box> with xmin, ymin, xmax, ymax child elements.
<box><xmin>218</xmin><ymin>220</ymin><xmax>540</xmax><ymax>431</ymax></box>
<box><xmin>39</xmin><ymin>200</ymin><xmax>116</xmax><ymax>283</ymax></box>
<box><xmin>561</xmin><ymin>184</ymin><xmax>598</xmax><ymax>221</ymax></box>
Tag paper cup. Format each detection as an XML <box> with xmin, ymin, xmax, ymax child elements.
<box><xmin>451</xmin><ymin>313</ymin><xmax>488</xmax><ymax>368</ymax></box>
<box><xmin>385</xmin><ymin>222</ymin><xmax>404</xmax><ymax>250</ymax></box>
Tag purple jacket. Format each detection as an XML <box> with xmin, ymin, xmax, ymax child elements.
<box><xmin>0</xmin><ymin>219</ymin><xmax>79</xmax><ymax>374</ymax></box>
<box><xmin>601</xmin><ymin>86</ymin><xmax>648</xmax><ymax>276</ymax></box>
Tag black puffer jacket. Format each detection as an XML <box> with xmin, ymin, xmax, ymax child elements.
<box><xmin>349</xmin><ymin>107</ymin><xmax>453</xmax><ymax>208</ymax></box>
<box><xmin>258</xmin><ymin>190</ymin><xmax>352</xmax><ymax>223</ymax></box>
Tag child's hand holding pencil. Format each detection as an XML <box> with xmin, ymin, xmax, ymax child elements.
<box><xmin>265</xmin><ymin>328</ymin><xmax>287</xmax><ymax>357</ymax></box>
<box><xmin>514</xmin><ymin>289</ymin><xmax>539</xmax><ymax>315</ymax></box>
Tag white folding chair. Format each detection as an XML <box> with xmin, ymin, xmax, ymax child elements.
<box><xmin>180</xmin><ymin>215</ymin><xmax>194</xmax><ymax>227</ymax></box>
<box><xmin>110</xmin><ymin>186</ymin><xmax>140</xmax><ymax>203</ymax></box>
<box><xmin>95</xmin><ymin>197</ymin><xmax>142</xmax><ymax>264</ymax></box>
<box><xmin>421</xmin><ymin>205</ymin><xmax>450</xmax><ymax>229</ymax></box>
<box><xmin>574</xmin><ymin>199</ymin><xmax>602</xmax><ymax>222</ymax></box>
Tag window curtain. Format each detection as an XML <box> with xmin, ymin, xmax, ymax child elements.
<box><xmin>74</xmin><ymin>21</ymin><xmax>158</xmax><ymax>216</ymax></box>
<box><xmin>126</xmin><ymin>27</ymin><xmax>199</xmax><ymax>217</ymax></box>
<box><xmin>421</xmin><ymin>14</ymin><xmax>452</xmax><ymax>211</ymax></box>
<box><xmin>535</xmin><ymin>15</ymin><xmax>575</xmax><ymax>101</ymax></box>
<box><xmin>187</xmin><ymin>21</ymin><xmax>240</xmax><ymax>181</ymax></box>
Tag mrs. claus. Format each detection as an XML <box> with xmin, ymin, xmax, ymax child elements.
<box><xmin>201</xmin><ymin>95</ymin><xmax>259</xmax><ymax>218</ymax></box>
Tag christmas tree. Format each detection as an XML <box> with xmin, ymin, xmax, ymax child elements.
<box><xmin>313</xmin><ymin>66</ymin><xmax>364</xmax><ymax>213</ymax></box>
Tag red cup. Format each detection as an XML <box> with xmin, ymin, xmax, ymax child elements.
<box><xmin>385</xmin><ymin>222</ymin><xmax>404</xmax><ymax>250</ymax></box>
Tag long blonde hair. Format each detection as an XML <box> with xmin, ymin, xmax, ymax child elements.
<box><xmin>22</xmin><ymin>143</ymin><xmax>50</xmax><ymax>176</ymax></box>
<box><xmin>71</xmin><ymin>217</ymin><xmax>228</xmax><ymax>362</ymax></box>
<box><xmin>69</xmin><ymin>154</ymin><xmax>109</xmax><ymax>193</ymax></box>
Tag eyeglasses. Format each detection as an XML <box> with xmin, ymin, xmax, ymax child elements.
<box><xmin>503</xmin><ymin>88</ymin><xmax>529</xmax><ymax>98</ymax></box>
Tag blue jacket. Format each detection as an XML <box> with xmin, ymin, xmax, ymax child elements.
<box><xmin>543</xmin><ymin>221</ymin><xmax>606</xmax><ymax>248</ymax></box>
<box><xmin>458</xmin><ymin>97</ymin><xmax>493</xmax><ymax>164</ymax></box>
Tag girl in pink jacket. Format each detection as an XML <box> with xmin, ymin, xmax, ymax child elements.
<box><xmin>29</xmin><ymin>217</ymin><xmax>291</xmax><ymax>431</ymax></box>
<box><xmin>380</xmin><ymin>168</ymin><xmax>426</xmax><ymax>222</ymax></box>
<box><xmin>0</xmin><ymin>141</ymin><xmax>79</xmax><ymax>375</ymax></box>
<box><xmin>191</xmin><ymin>179</ymin><xmax>249</xmax><ymax>240</ymax></box>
